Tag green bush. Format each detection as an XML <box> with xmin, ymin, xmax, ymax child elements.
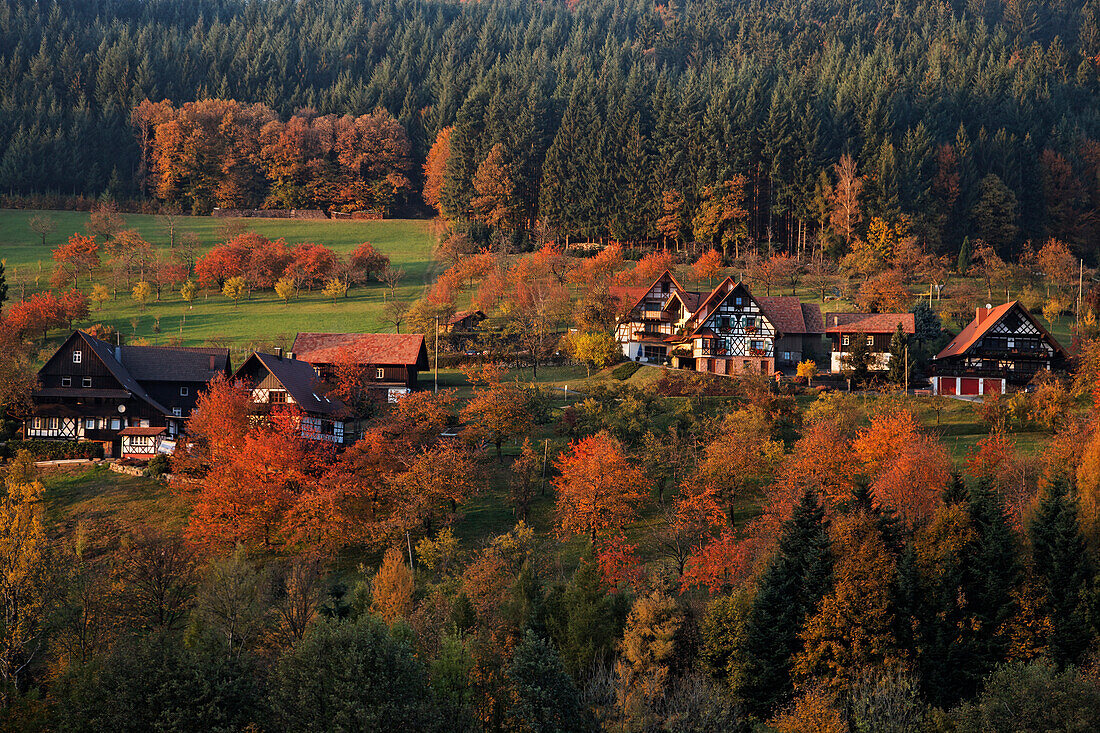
<box><xmin>611</xmin><ymin>361</ymin><xmax>642</xmax><ymax>381</ymax></box>
<box><xmin>143</xmin><ymin>454</ymin><xmax>171</xmax><ymax>478</ymax></box>
<box><xmin>3</xmin><ymin>440</ymin><xmax>103</xmax><ymax>461</ymax></box>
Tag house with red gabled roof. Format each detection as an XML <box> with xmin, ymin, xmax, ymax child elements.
<box><xmin>291</xmin><ymin>332</ymin><xmax>429</xmax><ymax>402</ymax></box>
<box><xmin>613</xmin><ymin>271</ymin><xmax>824</xmax><ymax>375</ymax></box>
<box><xmin>930</xmin><ymin>302</ymin><xmax>1068</xmax><ymax>396</ymax></box>
<box><xmin>823</xmin><ymin>312</ymin><xmax>916</xmax><ymax>373</ymax></box>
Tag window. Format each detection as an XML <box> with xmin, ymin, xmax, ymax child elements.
<box><xmin>172</xmin><ymin>408</ymin><xmax>182</xmax><ymax>417</ymax></box>
<box><xmin>866</xmin><ymin>336</ymin><xmax>874</xmax><ymax>346</ymax></box>
<box><xmin>735</xmin><ymin>297</ymin><xmax>742</xmax><ymax>305</ymax></box>
<box><xmin>110</xmin><ymin>418</ymin><xmax>120</xmax><ymax>430</ymax></box>
<box><xmin>61</xmin><ymin>377</ymin><xmax>71</xmax><ymax>387</ymax></box>
<box><xmin>32</xmin><ymin>417</ymin><xmax>43</xmax><ymax>429</ymax></box>
<box><xmin>179</xmin><ymin>386</ymin><xmax>189</xmax><ymax>396</ymax></box>
<box><xmin>86</xmin><ymin>418</ymin><xmax>96</xmax><ymax>429</ymax></box>
<box><xmin>47</xmin><ymin>417</ymin><xmax>58</xmax><ymax>430</ymax></box>
<box><xmin>269</xmin><ymin>390</ymin><xmax>287</xmax><ymax>404</ymax></box>
<box><xmin>73</xmin><ymin>350</ymin><xmax>82</xmax><ymax>364</ymax></box>
<box><xmin>82</xmin><ymin>377</ymin><xmax>92</xmax><ymax>388</ymax></box>
<box><xmin>842</xmin><ymin>336</ymin><xmax>850</xmax><ymax>347</ymax></box>
<box><xmin>721</xmin><ymin>317</ymin><xmax>730</xmax><ymax>329</ymax></box>
<box><xmin>661</xmin><ymin>281</ymin><xmax>670</xmax><ymax>294</ymax></box>
<box><xmin>376</xmin><ymin>367</ymin><xmax>385</xmax><ymax>379</ymax></box>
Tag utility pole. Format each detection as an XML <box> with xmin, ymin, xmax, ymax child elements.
<box><xmin>434</xmin><ymin>315</ymin><xmax>439</xmax><ymax>394</ymax></box>
<box><xmin>904</xmin><ymin>343</ymin><xmax>909</xmax><ymax>395</ymax></box>
<box><xmin>1078</xmin><ymin>259</ymin><xmax>1084</xmax><ymax>328</ymax></box>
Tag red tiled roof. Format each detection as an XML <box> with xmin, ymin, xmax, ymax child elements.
<box><xmin>118</xmin><ymin>426</ymin><xmax>168</xmax><ymax>436</ymax></box>
<box><xmin>934</xmin><ymin>301</ymin><xmax>1066</xmax><ymax>360</ymax></box>
<box><xmin>823</xmin><ymin>312</ymin><xmax>915</xmax><ymax>335</ymax></box>
<box><xmin>292</xmin><ymin>333</ymin><xmax>427</xmax><ymax>367</ymax></box>
<box><xmin>757</xmin><ymin>296</ymin><xmax>823</xmax><ymax>335</ymax></box>
<box><xmin>447</xmin><ymin>310</ymin><xmax>485</xmax><ymax>326</ymax></box>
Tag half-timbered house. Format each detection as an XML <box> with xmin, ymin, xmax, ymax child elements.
<box><xmin>25</xmin><ymin>331</ymin><xmax>230</xmax><ymax>456</ymax></box>
<box><xmin>233</xmin><ymin>351</ymin><xmax>359</xmax><ymax>444</ymax></box>
<box><xmin>931</xmin><ymin>302</ymin><xmax>1068</xmax><ymax>396</ymax></box>
<box><xmin>614</xmin><ymin>271</ymin><xmax>823</xmax><ymax>375</ymax></box>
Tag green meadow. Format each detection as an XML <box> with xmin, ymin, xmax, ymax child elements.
<box><xmin>0</xmin><ymin>209</ymin><xmax>438</xmax><ymax>354</ymax></box>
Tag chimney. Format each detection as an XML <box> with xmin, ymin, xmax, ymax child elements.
<box><xmin>286</xmin><ymin>351</ymin><xmax>295</xmax><ymax>360</ymax></box>
<box><xmin>274</xmin><ymin>347</ymin><xmax>283</xmax><ymax>359</ymax></box>
<box><xmin>209</xmin><ymin>355</ymin><xmax>216</xmax><ymax>370</ymax></box>
<box><xmin>114</xmin><ymin>345</ymin><xmax>122</xmax><ymax>362</ymax></box>
<box><xmin>976</xmin><ymin>301</ymin><xmax>994</xmax><ymax>325</ymax></box>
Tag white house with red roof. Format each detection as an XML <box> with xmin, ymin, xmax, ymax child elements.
<box><xmin>930</xmin><ymin>302</ymin><xmax>1068</xmax><ymax>396</ymax></box>
<box><xmin>613</xmin><ymin>271</ymin><xmax>823</xmax><ymax>375</ymax></box>
<box><xmin>823</xmin><ymin>312</ymin><xmax>916</xmax><ymax>373</ymax></box>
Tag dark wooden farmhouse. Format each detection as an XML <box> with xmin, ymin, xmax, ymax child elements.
<box><xmin>25</xmin><ymin>331</ymin><xmax>231</xmax><ymax>456</ymax></box>
<box><xmin>824</xmin><ymin>312</ymin><xmax>916</xmax><ymax>373</ymax></box>
<box><xmin>445</xmin><ymin>310</ymin><xmax>487</xmax><ymax>332</ymax></box>
<box><xmin>234</xmin><ymin>351</ymin><xmax>359</xmax><ymax>444</ymax></box>
<box><xmin>291</xmin><ymin>332</ymin><xmax>429</xmax><ymax>402</ymax></box>
<box><xmin>931</xmin><ymin>302</ymin><xmax>1068</xmax><ymax>396</ymax></box>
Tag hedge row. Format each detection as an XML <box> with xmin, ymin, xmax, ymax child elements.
<box><xmin>2</xmin><ymin>440</ymin><xmax>104</xmax><ymax>461</ymax></box>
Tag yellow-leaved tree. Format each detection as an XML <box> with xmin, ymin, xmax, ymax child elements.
<box><xmin>370</xmin><ymin>546</ymin><xmax>414</xmax><ymax>624</ymax></box>
<box><xmin>0</xmin><ymin>452</ymin><xmax>52</xmax><ymax>708</ymax></box>
<box><xmin>793</xmin><ymin>512</ymin><xmax>904</xmax><ymax>697</ymax></box>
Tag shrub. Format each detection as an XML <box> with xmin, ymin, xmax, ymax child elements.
<box><xmin>611</xmin><ymin>362</ymin><xmax>642</xmax><ymax>381</ymax></box>
<box><xmin>143</xmin><ymin>454</ymin><xmax>171</xmax><ymax>478</ymax></box>
<box><xmin>3</xmin><ymin>440</ymin><xmax>103</xmax><ymax>461</ymax></box>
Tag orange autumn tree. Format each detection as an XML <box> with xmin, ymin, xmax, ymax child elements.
<box><xmin>853</xmin><ymin>409</ymin><xmax>949</xmax><ymax>525</ymax></box>
<box><xmin>554</xmin><ymin>433</ymin><xmax>648</xmax><ymax>543</ymax></box>
<box><xmin>966</xmin><ymin>433</ymin><xmax>1038</xmax><ymax>531</ymax></box>
<box><xmin>52</xmin><ymin>233</ymin><xmax>100</xmax><ymax>287</ymax></box>
<box><xmin>172</xmin><ymin>374</ymin><xmax>252</xmax><ymax>474</ymax></box>
<box><xmin>690</xmin><ymin>249</ymin><xmax>724</xmax><ymax>285</ymax></box>
<box><xmin>778</xmin><ymin>419</ymin><xmax>862</xmax><ymax>510</ymax></box>
<box><xmin>423</xmin><ymin>126</ymin><xmax>452</xmax><ymax>214</ymax></box>
<box><xmin>793</xmin><ymin>512</ymin><xmax>904</xmax><ymax>696</ymax></box>
<box><xmin>186</xmin><ymin>418</ymin><xmax>315</xmax><ymax>550</ymax></box>
<box><xmin>678</xmin><ymin>410</ymin><xmax>783</xmax><ymax>526</ymax></box>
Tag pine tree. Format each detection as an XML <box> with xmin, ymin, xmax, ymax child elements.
<box><xmin>737</xmin><ymin>490</ymin><xmax>833</xmax><ymax>717</ymax></box>
<box><xmin>957</xmin><ymin>236</ymin><xmax>971</xmax><ymax>274</ymax></box>
<box><xmin>887</xmin><ymin>323</ymin><xmax>910</xmax><ymax>386</ymax></box>
<box><xmin>1029</xmin><ymin>479</ymin><xmax>1094</xmax><ymax>668</ymax></box>
<box><xmin>504</xmin><ymin>631</ymin><xmax>591</xmax><ymax>733</ymax></box>
<box><xmin>0</xmin><ymin>260</ymin><xmax>6</xmax><ymax>312</ymax></box>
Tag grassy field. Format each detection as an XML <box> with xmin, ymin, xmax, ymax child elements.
<box><xmin>0</xmin><ymin>209</ymin><xmax>438</xmax><ymax>354</ymax></box>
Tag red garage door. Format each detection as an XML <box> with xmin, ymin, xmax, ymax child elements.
<box><xmin>940</xmin><ymin>378</ymin><xmax>956</xmax><ymax>396</ymax></box>
<box><xmin>983</xmin><ymin>378</ymin><xmax>1002</xmax><ymax>395</ymax></box>
<box><xmin>960</xmin><ymin>378</ymin><xmax>980</xmax><ymax>395</ymax></box>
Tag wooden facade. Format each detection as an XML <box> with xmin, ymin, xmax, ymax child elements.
<box><xmin>25</xmin><ymin>332</ymin><xmax>229</xmax><ymax>457</ymax></box>
<box><xmin>931</xmin><ymin>303</ymin><xmax>1067</xmax><ymax>396</ymax></box>
<box><xmin>234</xmin><ymin>352</ymin><xmax>359</xmax><ymax>445</ymax></box>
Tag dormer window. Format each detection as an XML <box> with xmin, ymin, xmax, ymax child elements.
<box><xmin>73</xmin><ymin>351</ymin><xmax>82</xmax><ymax>364</ymax></box>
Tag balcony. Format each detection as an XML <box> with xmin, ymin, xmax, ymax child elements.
<box><xmin>641</xmin><ymin>309</ymin><xmax>670</xmax><ymax>322</ymax></box>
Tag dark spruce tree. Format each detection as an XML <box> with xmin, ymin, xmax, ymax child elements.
<box><xmin>503</xmin><ymin>630</ymin><xmax>593</xmax><ymax>733</ymax></box>
<box><xmin>1029</xmin><ymin>478</ymin><xmax>1094</xmax><ymax>668</ymax></box>
<box><xmin>736</xmin><ymin>489</ymin><xmax>833</xmax><ymax>717</ymax></box>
